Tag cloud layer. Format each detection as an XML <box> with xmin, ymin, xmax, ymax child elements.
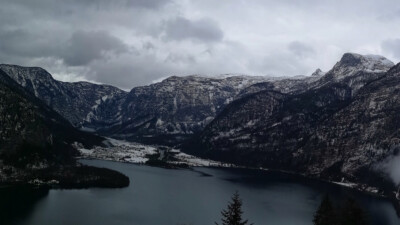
<box><xmin>375</xmin><ymin>154</ymin><xmax>400</xmax><ymax>185</ymax></box>
<box><xmin>163</xmin><ymin>17</ymin><xmax>224</xmax><ymax>42</ymax></box>
<box><xmin>0</xmin><ymin>0</ymin><xmax>400</xmax><ymax>89</ymax></box>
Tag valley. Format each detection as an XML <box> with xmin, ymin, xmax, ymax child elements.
<box><xmin>1</xmin><ymin>52</ymin><xmax>400</xmax><ymax>222</ymax></box>
<box><xmin>3</xmin><ymin>1</ymin><xmax>400</xmax><ymax>224</ymax></box>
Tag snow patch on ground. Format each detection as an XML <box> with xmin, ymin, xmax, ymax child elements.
<box><xmin>332</xmin><ymin>181</ymin><xmax>357</xmax><ymax>188</ymax></box>
<box><xmin>78</xmin><ymin>138</ymin><xmax>158</xmax><ymax>163</ymax></box>
<box><xmin>171</xmin><ymin>151</ymin><xmax>235</xmax><ymax>167</ymax></box>
<box><xmin>76</xmin><ymin>138</ymin><xmax>235</xmax><ymax>167</ymax></box>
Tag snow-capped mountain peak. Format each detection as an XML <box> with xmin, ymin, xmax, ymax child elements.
<box><xmin>330</xmin><ymin>53</ymin><xmax>394</xmax><ymax>79</ymax></box>
<box><xmin>311</xmin><ymin>68</ymin><xmax>326</xmax><ymax>77</ymax></box>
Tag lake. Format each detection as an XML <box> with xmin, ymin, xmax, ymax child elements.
<box><xmin>1</xmin><ymin>159</ymin><xmax>399</xmax><ymax>225</ymax></box>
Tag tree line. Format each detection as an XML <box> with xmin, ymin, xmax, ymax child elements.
<box><xmin>313</xmin><ymin>195</ymin><xmax>368</xmax><ymax>225</ymax></box>
<box><xmin>214</xmin><ymin>192</ymin><xmax>368</xmax><ymax>225</ymax></box>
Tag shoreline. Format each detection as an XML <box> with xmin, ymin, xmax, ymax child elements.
<box><xmin>76</xmin><ymin>137</ymin><xmax>400</xmax><ymax>216</ymax></box>
<box><xmin>79</xmin><ymin>155</ymin><xmax>400</xmax><ymax>216</ymax></box>
<box><xmin>0</xmin><ymin>164</ymin><xmax>130</xmax><ymax>189</ymax></box>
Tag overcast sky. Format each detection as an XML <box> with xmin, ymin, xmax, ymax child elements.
<box><xmin>1</xmin><ymin>0</ymin><xmax>400</xmax><ymax>89</ymax></box>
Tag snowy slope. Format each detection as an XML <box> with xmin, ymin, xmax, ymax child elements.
<box><xmin>0</xmin><ymin>64</ymin><xmax>127</xmax><ymax>126</ymax></box>
<box><xmin>186</xmin><ymin>53</ymin><xmax>398</xmax><ymax>187</ymax></box>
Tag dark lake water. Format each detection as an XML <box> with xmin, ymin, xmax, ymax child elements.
<box><xmin>1</xmin><ymin>159</ymin><xmax>399</xmax><ymax>225</ymax></box>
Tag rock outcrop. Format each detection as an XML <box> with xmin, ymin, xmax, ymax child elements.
<box><xmin>185</xmin><ymin>53</ymin><xmax>397</xmax><ymax>187</ymax></box>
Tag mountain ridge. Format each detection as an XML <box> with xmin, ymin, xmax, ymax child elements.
<box><xmin>0</xmin><ymin>64</ymin><xmax>127</xmax><ymax>127</ymax></box>
<box><xmin>2</xmin><ymin>52</ymin><xmax>400</xmax><ymax>195</ymax></box>
<box><xmin>183</xmin><ymin>55</ymin><xmax>399</xmax><ymax>191</ymax></box>
<box><xmin>0</xmin><ymin>68</ymin><xmax>130</xmax><ymax>188</ymax></box>
<box><xmin>2</xmin><ymin>53</ymin><xmax>395</xmax><ymax>147</ymax></box>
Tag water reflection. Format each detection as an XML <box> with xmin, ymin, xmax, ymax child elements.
<box><xmin>0</xmin><ymin>186</ymin><xmax>49</xmax><ymax>225</ymax></box>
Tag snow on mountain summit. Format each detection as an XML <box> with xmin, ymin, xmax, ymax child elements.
<box><xmin>362</xmin><ymin>54</ymin><xmax>394</xmax><ymax>68</ymax></box>
<box><xmin>311</xmin><ymin>68</ymin><xmax>326</xmax><ymax>77</ymax></box>
<box><xmin>330</xmin><ymin>53</ymin><xmax>394</xmax><ymax>79</ymax></box>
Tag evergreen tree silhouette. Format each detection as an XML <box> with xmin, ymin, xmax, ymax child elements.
<box><xmin>313</xmin><ymin>195</ymin><xmax>336</xmax><ymax>225</ymax></box>
<box><xmin>313</xmin><ymin>195</ymin><xmax>369</xmax><ymax>225</ymax></box>
<box><xmin>216</xmin><ymin>192</ymin><xmax>253</xmax><ymax>225</ymax></box>
<box><xmin>340</xmin><ymin>198</ymin><xmax>368</xmax><ymax>225</ymax></box>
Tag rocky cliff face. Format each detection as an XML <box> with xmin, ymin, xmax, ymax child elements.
<box><xmin>0</xmin><ymin>68</ymin><xmax>130</xmax><ymax>188</ymax></box>
<box><xmin>312</xmin><ymin>53</ymin><xmax>394</xmax><ymax>95</ymax></box>
<box><xmin>0</xmin><ymin>69</ymin><xmax>104</xmax><ymax>167</ymax></box>
<box><xmin>237</xmin><ymin>73</ymin><xmax>322</xmax><ymax>98</ymax></box>
<box><xmin>1</xmin><ymin>64</ymin><xmax>291</xmax><ymax>144</ymax></box>
<box><xmin>238</xmin><ymin>53</ymin><xmax>394</xmax><ymax>99</ymax></box>
<box><xmin>0</xmin><ymin>65</ymin><xmax>126</xmax><ymax>127</ymax></box>
<box><xmin>185</xmin><ymin>53</ymin><xmax>397</xmax><ymax>186</ymax></box>
<box><xmin>83</xmin><ymin>75</ymin><xmax>281</xmax><ymax>144</ymax></box>
<box><xmin>2</xmin><ymin>52</ymin><xmax>400</xmax><ymax>192</ymax></box>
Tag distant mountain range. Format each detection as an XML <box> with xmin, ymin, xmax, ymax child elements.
<box><xmin>0</xmin><ymin>64</ymin><xmax>285</xmax><ymax>144</ymax></box>
<box><xmin>1</xmin><ymin>52</ymin><xmax>400</xmax><ymax>194</ymax></box>
<box><xmin>185</xmin><ymin>53</ymin><xmax>399</xmax><ymax>187</ymax></box>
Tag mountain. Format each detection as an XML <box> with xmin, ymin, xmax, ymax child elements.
<box><xmin>0</xmin><ymin>69</ymin><xmax>128</xmax><ymax>187</ymax></box>
<box><xmin>184</xmin><ymin>53</ymin><xmax>397</xmax><ymax>187</ymax></box>
<box><xmin>0</xmin><ymin>69</ymin><xmax>105</xmax><ymax>165</ymax></box>
<box><xmin>81</xmin><ymin>75</ymin><xmax>283</xmax><ymax>144</ymax></box>
<box><xmin>2</xmin><ymin>64</ymin><xmax>332</xmax><ymax>146</ymax></box>
<box><xmin>311</xmin><ymin>68</ymin><xmax>326</xmax><ymax>77</ymax></box>
<box><xmin>0</xmin><ymin>64</ymin><xmax>126</xmax><ymax>127</ymax></box>
<box><xmin>2</xmin><ymin>52</ymin><xmax>399</xmax><ymax>192</ymax></box>
<box><xmin>312</xmin><ymin>53</ymin><xmax>394</xmax><ymax>95</ymax></box>
<box><xmin>237</xmin><ymin>72</ymin><xmax>322</xmax><ymax>98</ymax></box>
<box><xmin>1</xmin><ymin>65</ymin><xmax>289</xmax><ymax>144</ymax></box>
<box><xmin>238</xmin><ymin>53</ymin><xmax>394</xmax><ymax>99</ymax></box>
<box><xmin>322</xmin><ymin>53</ymin><xmax>393</xmax><ymax>80</ymax></box>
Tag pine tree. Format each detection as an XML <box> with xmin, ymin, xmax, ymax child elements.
<box><xmin>340</xmin><ymin>198</ymin><xmax>368</xmax><ymax>225</ymax></box>
<box><xmin>313</xmin><ymin>195</ymin><xmax>336</xmax><ymax>225</ymax></box>
<box><xmin>216</xmin><ymin>192</ymin><xmax>253</xmax><ymax>225</ymax></box>
<box><xmin>313</xmin><ymin>196</ymin><xmax>369</xmax><ymax>225</ymax></box>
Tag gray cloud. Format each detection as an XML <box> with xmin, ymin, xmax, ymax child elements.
<box><xmin>0</xmin><ymin>27</ymin><xmax>66</xmax><ymax>68</ymax></box>
<box><xmin>62</xmin><ymin>30</ymin><xmax>129</xmax><ymax>66</ymax></box>
<box><xmin>248</xmin><ymin>51</ymin><xmax>310</xmax><ymax>76</ymax></box>
<box><xmin>124</xmin><ymin>0</ymin><xmax>172</xmax><ymax>9</ymax></box>
<box><xmin>0</xmin><ymin>0</ymin><xmax>400</xmax><ymax>89</ymax></box>
<box><xmin>7</xmin><ymin>0</ymin><xmax>171</xmax><ymax>12</ymax></box>
<box><xmin>375</xmin><ymin>153</ymin><xmax>400</xmax><ymax>185</ymax></box>
<box><xmin>163</xmin><ymin>16</ymin><xmax>224</xmax><ymax>42</ymax></box>
<box><xmin>0</xmin><ymin>29</ymin><xmax>129</xmax><ymax>67</ymax></box>
<box><xmin>0</xmin><ymin>29</ymin><xmax>59</xmax><ymax>58</ymax></box>
<box><xmin>288</xmin><ymin>41</ymin><xmax>315</xmax><ymax>58</ymax></box>
<box><xmin>142</xmin><ymin>42</ymin><xmax>156</xmax><ymax>50</ymax></box>
<box><xmin>87</xmin><ymin>53</ymin><xmax>175</xmax><ymax>89</ymax></box>
<box><xmin>382</xmin><ymin>39</ymin><xmax>400</xmax><ymax>58</ymax></box>
<box><xmin>164</xmin><ymin>53</ymin><xmax>196</xmax><ymax>64</ymax></box>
